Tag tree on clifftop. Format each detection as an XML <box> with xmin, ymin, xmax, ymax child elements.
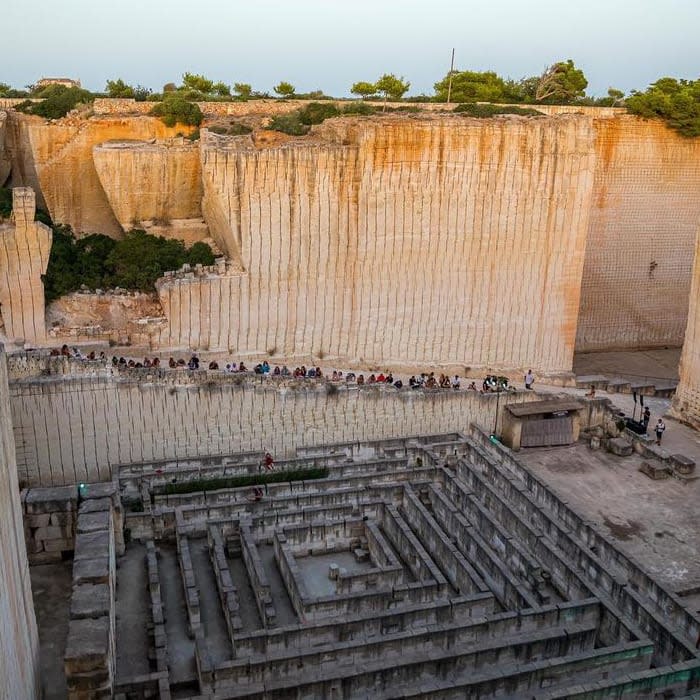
<box><xmin>274</xmin><ymin>81</ymin><xmax>296</xmax><ymax>98</ymax></box>
<box><xmin>350</xmin><ymin>81</ymin><xmax>377</xmax><ymax>99</ymax></box>
<box><xmin>434</xmin><ymin>70</ymin><xmax>508</xmax><ymax>103</ymax></box>
<box><xmin>150</xmin><ymin>97</ymin><xmax>203</xmax><ymax>127</ymax></box>
<box><xmin>374</xmin><ymin>74</ymin><xmax>410</xmax><ymax>108</ymax></box>
<box><xmin>181</xmin><ymin>72</ymin><xmax>214</xmax><ymax>94</ymax></box>
<box><xmin>233</xmin><ymin>83</ymin><xmax>252</xmax><ymax>99</ymax></box>
<box><xmin>626</xmin><ymin>77</ymin><xmax>700</xmax><ymax>137</ymax></box>
<box><xmin>106</xmin><ymin>78</ymin><xmax>135</xmax><ymax>98</ymax></box>
<box><xmin>535</xmin><ymin>60</ymin><xmax>588</xmax><ymax>102</ymax></box>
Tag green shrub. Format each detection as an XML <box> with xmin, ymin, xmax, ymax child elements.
<box><xmin>454</xmin><ymin>103</ymin><xmax>542</xmax><ymax>118</ymax></box>
<box><xmin>626</xmin><ymin>78</ymin><xmax>700</xmax><ymax>137</ymax></box>
<box><xmin>341</xmin><ymin>102</ymin><xmax>377</xmax><ymax>116</ymax></box>
<box><xmin>0</xmin><ymin>188</ymin><xmax>12</xmax><ymax>219</ymax></box>
<box><xmin>42</xmin><ymin>226</ymin><xmax>216</xmax><ymax>301</ymax></box>
<box><xmin>16</xmin><ymin>85</ymin><xmax>95</xmax><ymax>119</ymax></box>
<box><xmin>150</xmin><ymin>97</ymin><xmax>203</xmax><ymax>127</ymax></box>
<box><xmin>160</xmin><ymin>466</ymin><xmax>329</xmax><ymax>495</ymax></box>
<box><xmin>208</xmin><ymin>122</ymin><xmax>252</xmax><ymax>136</ymax></box>
<box><xmin>268</xmin><ymin>112</ymin><xmax>309</xmax><ymax>135</ymax></box>
<box><xmin>298</xmin><ymin>102</ymin><xmax>340</xmax><ymax>125</ymax></box>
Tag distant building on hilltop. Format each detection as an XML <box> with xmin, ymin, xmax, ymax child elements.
<box><xmin>34</xmin><ymin>77</ymin><xmax>81</xmax><ymax>90</ymax></box>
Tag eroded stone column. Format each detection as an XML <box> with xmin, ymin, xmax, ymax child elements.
<box><xmin>0</xmin><ymin>187</ymin><xmax>52</xmax><ymax>346</ymax></box>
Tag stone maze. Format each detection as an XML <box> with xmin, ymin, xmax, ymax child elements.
<box><xmin>21</xmin><ymin>428</ymin><xmax>700</xmax><ymax>698</ymax></box>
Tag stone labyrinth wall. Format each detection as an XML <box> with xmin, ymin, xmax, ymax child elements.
<box><xmin>99</xmin><ymin>429</ymin><xmax>700</xmax><ymax>698</ymax></box>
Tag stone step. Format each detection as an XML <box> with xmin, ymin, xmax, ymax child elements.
<box><xmin>575</xmin><ymin>375</ymin><xmax>609</xmax><ymax>390</ymax></box>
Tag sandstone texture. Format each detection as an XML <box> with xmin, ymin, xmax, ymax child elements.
<box><xmin>0</xmin><ymin>188</ymin><xmax>52</xmax><ymax>345</ymax></box>
<box><xmin>4</xmin><ymin>112</ymin><xmax>194</xmax><ymax>236</ymax></box>
<box><xmin>0</xmin><ymin>346</ymin><xmax>40</xmax><ymax>698</ymax></box>
<box><xmin>10</xmin><ymin>372</ymin><xmax>543</xmax><ymax>486</ymax></box>
<box><xmin>93</xmin><ymin>137</ymin><xmax>205</xmax><ymax>240</ymax></box>
<box><xmin>3</xmin><ymin>103</ymin><xmax>700</xmax><ymax>365</ymax></box>
<box><xmin>576</xmin><ymin>114</ymin><xmax>700</xmax><ymax>351</ymax></box>
<box><xmin>185</xmin><ymin>114</ymin><xmax>595</xmax><ymax>372</ymax></box>
<box><xmin>47</xmin><ymin>290</ymin><xmax>163</xmax><ymax>332</ymax></box>
<box><xmin>672</xmin><ymin>228</ymin><xmax>700</xmax><ymax>429</ymax></box>
<box><xmin>0</xmin><ymin>110</ymin><xmax>11</xmax><ymax>184</ymax></box>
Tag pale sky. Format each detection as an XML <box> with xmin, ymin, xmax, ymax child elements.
<box><xmin>4</xmin><ymin>0</ymin><xmax>699</xmax><ymax>97</ymax></box>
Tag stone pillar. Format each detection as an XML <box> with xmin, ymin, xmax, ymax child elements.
<box><xmin>0</xmin><ymin>344</ymin><xmax>41</xmax><ymax>698</ymax></box>
<box><xmin>671</xmin><ymin>226</ymin><xmax>700</xmax><ymax>428</ymax></box>
<box><xmin>0</xmin><ymin>187</ymin><xmax>52</xmax><ymax>347</ymax></box>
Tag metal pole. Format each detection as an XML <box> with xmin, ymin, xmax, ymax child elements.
<box><xmin>446</xmin><ymin>48</ymin><xmax>455</xmax><ymax>104</ymax></box>
<box><xmin>493</xmin><ymin>389</ymin><xmax>500</xmax><ymax>438</ymax></box>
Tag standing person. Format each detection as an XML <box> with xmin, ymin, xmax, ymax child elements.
<box><xmin>655</xmin><ymin>419</ymin><xmax>666</xmax><ymax>446</ymax></box>
<box><xmin>642</xmin><ymin>407</ymin><xmax>651</xmax><ymax>432</ymax></box>
<box><xmin>524</xmin><ymin>369</ymin><xmax>534</xmax><ymax>390</ymax></box>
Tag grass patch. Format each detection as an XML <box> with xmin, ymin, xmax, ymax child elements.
<box><xmin>160</xmin><ymin>466</ymin><xmax>329</xmax><ymax>495</ymax></box>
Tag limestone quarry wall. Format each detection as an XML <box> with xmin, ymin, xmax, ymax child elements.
<box><xmin>0</xmin><ymin>346</ymin><xmax>40</xmax><ymax>699</ymax></box>
<box><xmin>4</xmin><ymin>112</ymin><xmax>193</xmax><ymax>236</ymax></box>
<box><xmin>0</xmin><ymin>189</ymin><xmax>52</xmax><ymax>346</ymax></box>
<box><xmin>672</xmin><ymin>228</ymin><xmax>700</xmax><ymax>429</ymax></box>
<box><xmin>173</xmin><ymin>115</ymin><xmax>594</xmax><ymax>374</ymax></box>
<box><xmin>0</xmin><ymin>111</ymin><xmax>10</xmax><ymax>184</ymax></box>
<box><xmin>576</xmin><ymin>115</ymin><xmax>700</xmax><ymax>351</ymax></box>
<box><xmin>10</xmin><ymin>373</ymin><xmax>538</xmax><ymax>486</ymax></box>
<box><xmin>93</xmin><ymin>138</ymin><xmax>205</xmax><ymax>240</ymax></box>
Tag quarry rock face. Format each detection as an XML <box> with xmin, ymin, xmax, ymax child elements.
<box><xmin>2</xmin><ymin>104</ymin><xmax>700</xmax><ymax>371</ymax></box>
<box><xmin>188</xmin><ymin>115</ymin><xmax>595</xmax><ymax>372</ymax></box>
<box><xmin>0</xmin><ymin>346</ymin><xmax>40</xmax><ymax>698</ymax></box>
<box><xmin>4</xmin><ymin>112</ymin><xmax>194</xmax><ymax>237</ymax></box>
<box><xmin>577</xmin><ymin>114</ymin><xmax>700</xmax><ymax>351</ymax></box>
<box><xmin>93</xmin><ymin>138</ymin><xmax>207</xmax><ymax>242</ymax></box>
<box><xmin>0</xmin><ymin>111</ymin><xmax>11</xmax><ymax>184</ymax></box>
<box><xmin>0</xmin><ymin>188</ymin><xmax>51</xmax><ymax>346</ymax></box>
<box><xmin>672</xmin><ymin>229</ymin><xmax>700</xmax><ymax>429</ymax></box>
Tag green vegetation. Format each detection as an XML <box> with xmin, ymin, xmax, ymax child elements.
<box><xmin>43</xmin><ymin>227</ymin><xmax>215</xmax><ymax>302</ymax></box>
<box><xmin>150</xmin><ymin>96</ymin><xmax>203</xmax><ymax>127</ymax></box>
<box><xmin>454</xmin><ymin>103</ymin><xmax>543</xmax><ymax>118</ymax></box>
<box><xmin>375</xmin><ymin>73</ymin><xmax>411</xmax><ymax>103</ymax></box>
<box><xmin>208</xmin><ymin>122</ymin><xmax>253</xmax><ymax>136</ymax></box>
<box><xmin>159</xmin><ymin>466</ymin><xmax>329</xmax><ymax>495</ymax></box>
<box><xmin>534</xmin><ymin>59</ymin><xmax>588</xmax><ymax>103</ymax></box>
<box><xmin>268</xmin><ymin>101</ymin><xmax>378</xmax><ymax>135</ymax></box>
<box><xmin>0</xmin><ymin>188</ymin><xmax>12</xmax><ymax>219</ymax></box>
<box><xmin>350</xmin><ymin>81</ymin><xmax>378</xmax><ymax>99</ymax></box>
<box><xmin>15</xmin><ymin>85</ymin><xmax>95</xmax><ymax>119</ymax></box>
<box><xmin>435</xmin><ymin>70</ymin><xmax>513</xmax><ymax>103</ymax></box>
<box><xmin>0</xmin><ymin>82</ymin><xmax>29</xmax><ymax>98</ymax></box>
<box><xmin>273</xmin><ymin>81</ymin><xmax>296</xmax><ymax>98</ymax></box>
<box><xmin>105</xmin><ymin>79</ymin><xmax>151</xmax><ymax>101</ymax></box>
<box><xmin>626</xmin><ymin>78</ymin><xmax>700</xmax><ymax>137</ymax></box>
<box><xmin>233</xmin><ymin>82</ymin><xmax>252</xmax><ymax>99</ymax></box>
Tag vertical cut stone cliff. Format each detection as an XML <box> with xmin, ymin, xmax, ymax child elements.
<box><xmin>4</xmin><ymin>112</ymin><xmax>194</xmax><ymax>236</ymax></box>
<box><xmin>0</xmin><ymin>110</ymin><xmax>11</xmax><ymax>184</ymax></box>
<box><xmin>672</xmin><ymin>226</ymin><xmax>700</xmax><ymax>428</ymax></box>
<box><xmin>159</xmin><ymin>115</ymin><xmax>595</xmax><ymax>374</ymax></box>
<box><xmin>0</xmin><ymin>345</ymin><xmax>40</xmax><ymax>698</ymax></box>
<box><xmin>576</xmin><ymin>114</ymin><xmax>700</xmax><ymax>351</ymax></box>
<box><xmin>93</xmin><ymin>138</ymin><xmax>207</xmax><ymax>243</ymax></box>
<box><xmin>0</xmin><ymin>188</ymin><xmax>52</xmax><ymax>346</ymax></box>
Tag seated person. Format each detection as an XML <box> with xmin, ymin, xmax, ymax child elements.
<box><xmin>357</xmin><ymin>374</ymin><xmax>365</xmax><ymax>385</ymax></box>
<box><xmin>452</xmin><ymin>375</ymin><xmax>461</xmax><ymax>390</ymax></box>
<box><xmin>208</xmin><ymin>360</ymin><xmax>219</xmax><ymax>370</ymax></box>
<box><xmin>262</xmin><ymin>360</ymin><xmax>270</xmax><ymax>374</ymax></box>
<box><xmin>273</xmin><ymin>365</ymin><xmax>281</xmax><ymax>375</ymax></box>
<box><xmin>585</xmin><ymin>384</ymin><xmax>596</xmax><ymax>398</ymax></box>
<box><xmin>377</xmin><ymin>372</ymin><xmax>386</xmax><ymax>383</ymax></box>
<box><xmin>393</xmin><ymin>379</ymin><xmax>403</xmax><ymax>389</ymax></box>
<box><xmin>345</xmin><ymin>372</ymin><xmax>356</xmax><ymax>382</ymax></box>
<box><xmin>238</xmin><ymin>361</ymin><xmax>247</xmax><ymax>372</ymax></box>
<box><xmin>281</xmin><ymin>365</ymin><xmax>290</xmax><ymax>376</ymax></box>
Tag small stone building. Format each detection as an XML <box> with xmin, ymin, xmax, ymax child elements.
<box><xmin>501</xmin><ymin>398</ymin><xmax>584</xmax><ymax>450</ymax></box>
